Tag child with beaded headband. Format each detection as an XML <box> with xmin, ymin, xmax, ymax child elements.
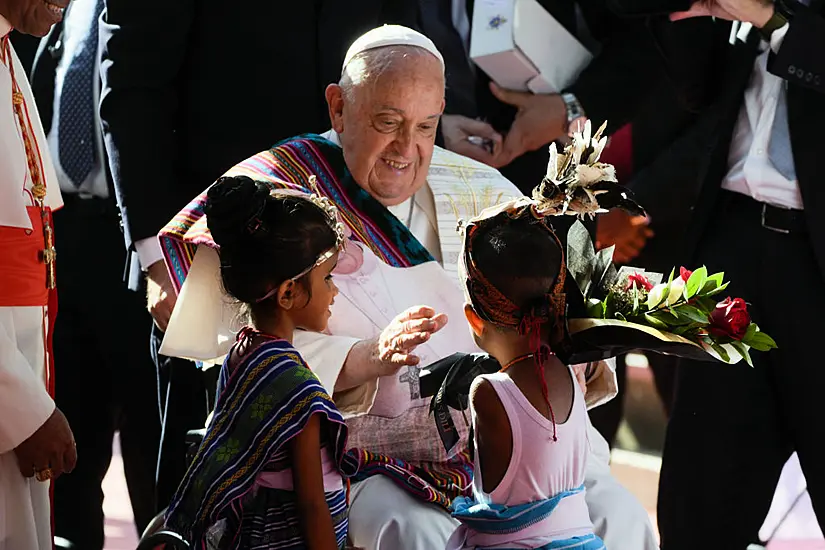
<box><xmin>447</xmin><ymin>121</ymin><xmax>642</xmax><ymax>550</ymax></box>
<box><xmin>162</xmin><ymin>175</ymin><xmax>360</xmax><ymax>550</ymax></box>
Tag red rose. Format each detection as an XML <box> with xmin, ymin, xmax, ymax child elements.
<box><xmin>708</xmin><ymin>297</ymin><xmax>750</xmax><ymax>340</ymax></box>
<box><xmin>626</xmin><ymin>273</ymin><xmax>654</xmax><ymax>291</ymax></box>
<box><xmin>680</xmin><ymin>266</ymin><xmax>693</xmax><ymax>282</ymax></box>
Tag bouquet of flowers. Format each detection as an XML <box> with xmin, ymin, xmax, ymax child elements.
<box><xmin>563</xmin><ymin>221</ymin><xmax>777</xmax><ymax>366</ymax></box>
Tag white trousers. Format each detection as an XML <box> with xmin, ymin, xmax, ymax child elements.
<box><xmin>348</xmin><ymin>424</ymin><xmax>659</xmax><ymax>550</ymax></box>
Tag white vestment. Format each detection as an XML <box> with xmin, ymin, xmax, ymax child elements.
<box><xmin>0</xmin><ymin>20</ymin><xmax>63</xmax><ymax>550</ymax></box>
<box><xmin>161</xmin><ymin>135</ymin><xmax>656</xmax><ymax>550</ymax></box>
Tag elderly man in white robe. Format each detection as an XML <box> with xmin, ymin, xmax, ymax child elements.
<box><xmin>0</xmin><ymin>1</ymin><xmax>77</xmax><ymax>549</ymax></box>
<box><xmin>158</xmin><ymin>25</ymin><xmax>658</xmax><ymax>550</ymax></box>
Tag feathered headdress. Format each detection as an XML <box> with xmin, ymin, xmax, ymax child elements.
<box><xmin>532</xmin><ymin>121</ymin><xmax>645</xmax><ymax>218</ymax></box>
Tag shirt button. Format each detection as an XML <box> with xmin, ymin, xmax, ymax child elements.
<box><xmin>756</xmin><ymin>148</ymin><xmax>765</xmax><ymax>156</ymax></box>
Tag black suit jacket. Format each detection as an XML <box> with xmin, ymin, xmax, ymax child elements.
<box><xmin>29</xmin><ymin>21</ymin><xmax>62</xmax><ymax>135</ymax></box>
<box><xmin>629</xmin><ymin>4</ymin><xmax>825</xmax><ymax>273</ymax></box>
<box><xmin>99</xmin><ymin>0</ymin><xmax>417</xmax><ymax>286</ymax></box>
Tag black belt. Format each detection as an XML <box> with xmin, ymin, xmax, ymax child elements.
<box><xmin>60</xmin><ymin>193</ymin><xmax>119</xmax><ymax>217</ymax></box>
<box><xmin>723</xmin><ymin>191</ymin><xmax>807</xmax><ymax>235</ymax></box>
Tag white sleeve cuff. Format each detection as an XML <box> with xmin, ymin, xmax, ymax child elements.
<box><xmin>770</xmin><ymin>23</ymin><xmax>790</xmax><ymax>53</ymax></box>
<box><xmin>293</xmin><ymin>331</ymin><xmax>377</xmax><ymax>417</ymax></box>
<box><xmin>135</xmin><ymin>236</ymin><xmax>165</xmax><ymax>271</ymax></box>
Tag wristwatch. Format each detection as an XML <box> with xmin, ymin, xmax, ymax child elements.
<box><xmin>561</xmin><ymin>93</ymin><xmax>587</xmax><ymax>136</ymax></box>
<box><xmin>759</xmin><ymin>0</ymin><xmax>797</xmax><ymax>41</ymax></box>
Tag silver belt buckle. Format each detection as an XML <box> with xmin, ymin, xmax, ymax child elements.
<box><xmin>761</xmin><ymin>203</ymin><xmax>791</xmax><ymax>234</ymax></box>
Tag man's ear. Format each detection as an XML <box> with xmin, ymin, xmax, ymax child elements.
<box><xmin>464</xmin><ymin>303</ymin><xmax>484</xmax><ymax>338</ymax></box>
<box><xmin>325</xmin><ymin>83</ymin><xmax>345</xmax><ymax>134</ymax></box>
<box><xmin>277</xmin><ymin>280</ymin><xmax>296</xmax><ymax>310</ymax></box>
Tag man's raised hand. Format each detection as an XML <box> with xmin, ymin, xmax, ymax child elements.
<box><xmin>375</xmin><ymin>306</ymin><xmax>448</xmax><ymax>375</ymax></box>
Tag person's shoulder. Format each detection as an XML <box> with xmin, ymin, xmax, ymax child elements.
<box><xmin>470</xmin><ymin>375</ymin><xmax>507</xmax><ymax>422</ymax></box>
<box><xmin>251</xmin><ymin>340</ymin><xmax>326</xmax><ymax>387</ymax></box>
<box><xmin>270</xmin><ymin>133</ymin><xmax>338</xmax><ymax>153</ymax></box>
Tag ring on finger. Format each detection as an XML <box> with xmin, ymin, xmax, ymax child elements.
<box><xmin>35</xmin><ymin>468</ymin><xmax>53</xmax><ymax>482</ymax></box>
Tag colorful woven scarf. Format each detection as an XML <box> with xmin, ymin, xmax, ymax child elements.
<box><xmin>160</xmin><ymin>134</ymin><xmax>434</xmax><ymax>293</ymax></box>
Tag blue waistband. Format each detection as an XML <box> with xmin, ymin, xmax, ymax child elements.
<box><xmin>451</xmin><ymin>484</ymin><xmax>586</xmax><ymax>535</ymax></box>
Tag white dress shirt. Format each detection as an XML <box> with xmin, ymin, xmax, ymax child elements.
<box><xmin>47</xmin><ymin>0</ymin><xmax>109</xmax><ymax>199</ymax></box>
<box><xmin>722</xmin><ymin>23</ymin><xmax>803</xmax><ymax>210</ymax></box>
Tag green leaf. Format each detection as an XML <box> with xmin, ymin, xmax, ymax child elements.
<box><xmin>667</xmin><ymin>267</ymin><xmax>675</xmax><ymax>285</ymax></box>
<box><xmin>707</xmin><ymin>272</ymin><xmax>725</xmax><ymax>286</ymax></box>
<box><xmin>615</xmin><ymin>312</ymin><xmax>627</xmax><ymax>321</ymax></box>
<box><xmin>673</xmin><ymin>304</ymin><xmax>711</xmax><ymax>324</ymax></box>
<box><xmin>744</xmin><ymin>323</ymin><xmax>758</xmax><ymax>342</ymax></box>
<box><xmin>643</xmin><ymin>312</ymin><xmax>669</xmax><ymax>329</ymax></box>
<box><xmin>566</xmin><ymin>221</ymin><xmax>595</xmax><ymax>299</ymax></box>
<box><xmin>694</xmin><ymin>296</ymin><xmax>718</xmax><ymax>314</ymax></box>
<box><xmin>730</xmin><ymin>340</ymin><xmax>754</xmax><ymax>367</ymax></box>
<box><xmin>586</xmin><ymin>299</ymin><xmax>606</xmax><ymax>319</ymax></box>
<box><xmin>649</xmin><ymin>309</ymin><xmax>693</xmax><ymax>327</ymax></box>
<box><xmin>593</xmin><ymin>247</ymin><xmax>615</xmax><ymax>295</ymax></box>
<box><xmin>684</xmin><ymin>266</ymin><xmax>708</xmax><ymax>300</ymax></box>
<box><xmin>745</xmin><ymin>331</ymin><xmax>779</xmax><ymax>352</ymax></box>
<box><xmin>632</xmin><ymin>286</ymin><xmax>640</xmax><ymax>316</ymax></box>
<box><xmin>706</xmin><ymin>281</ymin><xmax>730</xmax><ymax>297</ymax></box>
<box><xmin>699</xmin><ymin>279</ymin><xmax>718</xmax><ymax>295</ymax></box>
<box><xmin>710</xmin><ymin>342</ymin><xmax>731</xmax><ymax>362</ymax></box>
<box><xmin>671</xmin><ymin>323</ymin><xmax>702</xmax><ymax>336</ymax></box>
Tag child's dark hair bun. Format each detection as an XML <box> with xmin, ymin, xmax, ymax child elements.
<box><xmin>205</xmin><ymin>176</ymin><xmax>271</xmax><ymax>248</ymax></box>
<box><xmin>203</xmin><ymin>175</ymin><xmax>339</xmax><ymax>313</ymax></box>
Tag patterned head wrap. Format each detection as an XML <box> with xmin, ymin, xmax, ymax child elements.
<box><xmin>459</xmin><ymin>198</ymin><xmax>569</xmax><ymax>352</ymax></box>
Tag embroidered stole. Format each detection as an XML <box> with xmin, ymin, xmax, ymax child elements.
<box><xmin>160</xmin><ymin>134</ymin><xmax>434</xmax><ymax>292</ymax></box>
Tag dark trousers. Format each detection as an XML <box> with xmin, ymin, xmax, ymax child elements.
<box><xmin>52</xmin><ymin>196</ymin><xmax>160</xmax><ymax>549</ymax></box>
<box><xmin>658</xmin><ymin>191</ymin><xmax>825</xmax><ymax>548</ymax></box>
<box><xmin>151</xmin><ymin>326</ymin><xmax>218</xmax><ymax>510</ymax></box>
<box><xmin>589</xmin><ymin>352</ymin><xmax>677</xmax><ymax>448</ymax></box>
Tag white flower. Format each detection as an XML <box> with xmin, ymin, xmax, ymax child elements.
<box><xmin>546</xmin><ymin>142</ymin><xmax>561</xmax><ymax>181</ymax></box>
<box><xmin>646</xmin><ymin>279</ymin><xmax>685</xmax><ymax>309</ymax></box>
<box><xmin>587</xmin><ymin>135</ymin><xmax>608</xmax><ymax>164</ymax></box>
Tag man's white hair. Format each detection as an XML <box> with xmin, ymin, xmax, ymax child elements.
<box><xmin>339</xmin><ymin>45</ymin><xmax>443</xmax><ymax>100</ymax></box>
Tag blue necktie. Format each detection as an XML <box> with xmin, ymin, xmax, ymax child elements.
<box><xmin>58</xmin><ymin>0</ymin><xmax>104</xmax><ymax>188</ymax></box>
<box><xmin>768</xmin><ymin>81</ymin><xmax>796</xmax><ymax>181</ymax></box>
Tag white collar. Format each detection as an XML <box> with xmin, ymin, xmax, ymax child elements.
<box><xmin>321</xmin><ymin>129</ymin><xmax>342</xmax><ymax>147</ymax></box>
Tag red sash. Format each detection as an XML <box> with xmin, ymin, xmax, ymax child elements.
<box><xmin>0</xmin><ymin>206</ymin><xmax>49</xmax><ymax>307</ymax></box>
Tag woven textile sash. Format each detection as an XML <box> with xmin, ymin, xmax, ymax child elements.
<box><xmin>160</xmin><ymin>134</ymin><xmax>434</xmax><ymax>293</ymax></box>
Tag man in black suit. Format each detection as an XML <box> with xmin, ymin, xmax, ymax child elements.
<box><xmin>98</xmin><ymin>0</ymin><xmax>418</xmax><ymax>511</ymax></box>
<box><xmin>28</xmin><ymin>0</ymin><xmax>160</xmax><ymax>546</ymax></box>
<box><xmin>622</xmin><ymin>0</ymin><xmax>825</xmax><ymax>547</ymax></box>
